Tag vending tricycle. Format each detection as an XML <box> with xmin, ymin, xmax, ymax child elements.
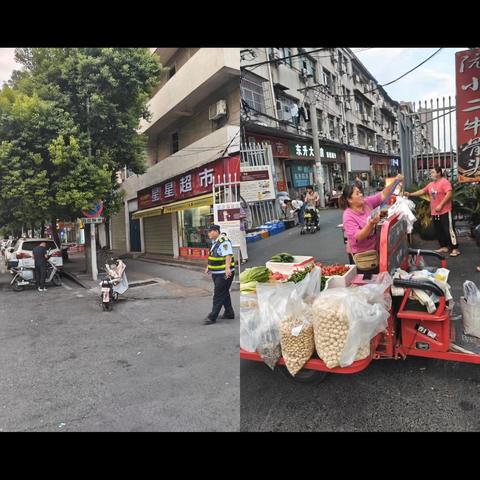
<box><xmin>240</xmin><ymin>212</ymin><xmax>480</xmax><ymax>383</ymax></box>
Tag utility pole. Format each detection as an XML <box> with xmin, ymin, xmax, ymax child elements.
<box><xmin>306</xmin><ymin>76</ymin><xmax>325</xmax><ymax>208</ymax></box>
<box><xmin>86</xmin><ymin>96</ymin><xmax>98</xmax><ymax>281</ymax></box>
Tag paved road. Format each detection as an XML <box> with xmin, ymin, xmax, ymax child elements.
<box><xmin>0</xmin><ymin>258</ymin><xmax>239</xmax><ymax>431</ymax></box>
<box><xmin>241</xmin><ymin>209</ymin><xmax>480</xmax><ymax>431</ymax></box>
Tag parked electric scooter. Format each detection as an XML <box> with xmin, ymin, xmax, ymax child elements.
<box><xmin>99</xmin><ymin>258</ymin><xmax>128</xmax><ymax>311</ymax></box>
<box><xmin>10</xmin><ymin>255</ymin><xmax>62</xmax><ymax>292</ymax></box>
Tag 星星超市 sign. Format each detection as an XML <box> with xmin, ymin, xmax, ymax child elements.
<box><xmin>288</xmin><ymin>141</ymin><xmax>338</xmax><ymax>160</ymax></box>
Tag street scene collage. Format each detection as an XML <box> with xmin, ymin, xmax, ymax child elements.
<box><xmin>1</xmin><ymin>47</ymin><xmax>480</xmax><ymax>432</ymax></box>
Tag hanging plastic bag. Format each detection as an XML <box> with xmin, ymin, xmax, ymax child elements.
<box><xmin>388</xmin><ymin>195</ymin><xmax>416</xmax><ymax>233</ymax></box>
<box><xmin>460</xmin><ymin>280</ymin><xmax>480</xmax><ymax>338</ymax></box>
<box><xmin>279</xmin><ymin>290</ymin><xmax>315</xmax><ymax>376</ymax></box>
<box><xmin>311</xmin><ymin>273</ymin><xmax>392</xmax><ymax>368</ymax></box>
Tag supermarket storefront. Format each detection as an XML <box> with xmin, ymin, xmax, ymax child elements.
<box><xmin>133</xmin><ymin>155</ymin><xmax>239</xmax><ymax>259</ymax></box>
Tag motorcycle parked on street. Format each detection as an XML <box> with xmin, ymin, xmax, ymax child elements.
<box><xmin>10</xmin><ymin>257</ymin><xmax>62</xmax><ymax>291</ymax></box>
<box><xmin>99</xmin><ymin>258</ymin><xmax>128</xmax><ymax>311</ymax></box>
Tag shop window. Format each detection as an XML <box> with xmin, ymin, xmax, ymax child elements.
<box><xmin>178</xmin><ymin>206</ymin><xmax>212</xmax><ymax>249</ymax></box>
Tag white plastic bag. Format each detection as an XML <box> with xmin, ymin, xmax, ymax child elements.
<box><xmin>461</xmin><ymin>280</ymin><xmax>480</xmax><ymax>338</ymax></box>
<box><xmin>240</xmin><ymin>307</ymin><xmax>261</xmax><ymax>353</ymax></box>
<box><xmin>388</xmin><ymin>196</ymin><xmax>416</xmax><ymax>233</ymax></box>
<box><xmin>311</xmin><ymin>272</ymin><xmax>392</xmax><ymax>368</ymax></box>
<box><xmin>464</xmin><ymin>280</ymin><xmax>480</xmax><ymax>305</ymax></box>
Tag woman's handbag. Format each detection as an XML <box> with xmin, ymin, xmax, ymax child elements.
<box><xmin>352</xmin><ymin>249</ymin><xmax>379</xmax><ymax>271</ymax></box>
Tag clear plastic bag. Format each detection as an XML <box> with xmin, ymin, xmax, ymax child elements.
<box><xmin>254</xmin><ymin>266</ymin><xmax>321</xmax><ymax>369</ymax></box>
<box><xmin>311</xmin><ymin>273</ymin><xmax>392</xmax><ymax>368</ymax></box>
<box><xmin>463</xmin><ymin>280</ymin><xmax>480</xmax><ymax>305</ymax></box>
<box><xmin>240</xmin><ymin>307</ymin><xmax>261</xmax><ymax>353</ymax></box>
<box><xmin>461</xmin><ymin>281</ymin><xmax>480</xmax><ymax>338</ymax></box>
<box><xmin>279</xmin><ymin>290</ymin><xmax>315</xmax><ymax>376</ymax></box>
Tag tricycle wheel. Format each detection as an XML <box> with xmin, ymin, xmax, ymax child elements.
<box><xmin>279</xmin><ymin>366</ymin><xmax>329</xmax><ymax>384</ymax></box>
<box><xmin>12</xmin><ymin>280</ymin><xmax>24</xmax><ymax>292</ymax></box>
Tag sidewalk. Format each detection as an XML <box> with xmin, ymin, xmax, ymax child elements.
<box><xmin>63</xmin><ymin>253</ymin><xmax>239</xmax><ymax>292</ymax></box>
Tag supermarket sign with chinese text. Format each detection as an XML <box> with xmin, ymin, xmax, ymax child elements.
<box><xmin>240</xmin><ymin>165</ymin><xmax>275</xmax><ymax>202</ymax></box>
<box><xmin>456</xmin><ymin>48</ymin><xmax>480</xmax><ymax>183</ymax></box>
<box><xmin>138</xmin><ymin>156</ymin><xmax>239</xmax><ymax>209</ymax></box>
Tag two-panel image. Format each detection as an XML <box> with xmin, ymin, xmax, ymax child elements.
<box><xmin>1</xmin><ymin>47</ymin><xmax>479</xmax><ymax>432</ymax></box>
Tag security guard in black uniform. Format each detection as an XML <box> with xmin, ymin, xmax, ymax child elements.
<box><xmin>203</xmin><ymin>224</ymin><xmax>235</xmax><ymax>325</ymax></box>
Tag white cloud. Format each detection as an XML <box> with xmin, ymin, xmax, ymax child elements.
<box><xmin>0</xmin><ymin>48</ymin><xmax>22</xmax><ymax>85</ymax></box>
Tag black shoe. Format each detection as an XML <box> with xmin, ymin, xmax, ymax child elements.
<box><xmin>222</xmin><ymin>314</ymin><xmax>235</xmax><ymax>319</ymax></box>
<box><xmin>203</xmin><ymin>317</ymin><xmax>216</xmax><ymax>325</ymax></box>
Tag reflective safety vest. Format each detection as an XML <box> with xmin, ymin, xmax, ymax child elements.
<box><xmin>208</xmin><ymin>235</ymin><xmax>235</xmax><ymax>273</ymax></box>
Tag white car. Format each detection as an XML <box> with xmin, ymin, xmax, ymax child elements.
<box><xmin>6</xmin><ymin>238</ymin><xmax>64</xmax><ymax>270</ymax></box>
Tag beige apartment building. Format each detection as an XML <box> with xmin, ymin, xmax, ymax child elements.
<box><xmin>110</xmin><ymin>48</ymin><xmax>240</xmax><ymax>260</ymax></box>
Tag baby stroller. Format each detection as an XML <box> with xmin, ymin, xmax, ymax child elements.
<box><xmin>301</xmin><ymin>206</ymin><xmax>320</xmax><ymax>234</ymax></box>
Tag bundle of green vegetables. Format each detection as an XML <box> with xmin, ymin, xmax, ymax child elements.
<box><xmin>240</xmin><ymin>266</ymin><xmax>271</xmax><ymax>294</ymax></box>
<box><xmin>270</xmin><ymin>252</ymin><xmax>295</xmax><ymax>263</ymax></box>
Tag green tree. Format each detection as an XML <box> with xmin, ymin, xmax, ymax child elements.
<box><xmin>0</xmin><ymin>48</ymin><xmax>162</xmax><ymax>255</ymax></box>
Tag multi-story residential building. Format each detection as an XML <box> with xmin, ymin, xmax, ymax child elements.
<box><xmin>241</xmin><ymin>47</ymin><xmax>401</xmax><ymax>199</ymax></box>
<box><xmin>110</xmin><ymin>48</ymin><xmax>240</xmax><ymax>260</ymax></box>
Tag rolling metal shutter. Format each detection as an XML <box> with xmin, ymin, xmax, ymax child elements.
<box><xmin>144</xmin><ymin>214</ymin><xmax>173</xmax><ymax>255</ymax></box>
<box><xmin>111</xmin><ymin>204</ymin><xmax>127</xmax><ymax>252</ymax></box>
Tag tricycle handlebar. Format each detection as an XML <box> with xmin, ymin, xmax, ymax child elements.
<box><xmin>393</xmin><ymin>278</ymin><xmax>445</xmax><ymax>298</ymax></box>
<box><xmin>408</xmin><ymin>248</ymin><xmax>446</xmax><ymax>261</ymax></box>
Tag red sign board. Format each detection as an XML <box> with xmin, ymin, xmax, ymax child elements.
<box><xmin>138</xmin><ymin>155</ymin><xmax>240</xmax><ymax>210</ymax></box>
<box><xmin>456</xmin><ymin>48</ymin><xmax>480</xmax><ymax>183</ymax></box>
<box><xmin>245</xmin><ymin>133</ymin><xmax>289</xmax><ymax>158</ymax></box>
<box><xmin>179</xmin><ymin>247</ymin><xmax>209</xmax><ymax>259</ymax></box>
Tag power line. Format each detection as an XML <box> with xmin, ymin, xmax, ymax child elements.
<box><xmin>241</xmin><ymin>48</ymin><xmax>330</xmax><ymax>70</ymax></box>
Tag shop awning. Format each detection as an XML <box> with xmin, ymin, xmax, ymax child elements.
<box><xmin>132</xmin><ymin>205</ymin><xmax>164</xmax><ymax>219</ymax></box>
<box><xmin>162</xmin><ymin>193</ymin><xmax>213</xmax><ymax>214</ymax></box>
<box><xmin>132</xmin><ymin>193</ymin><xmax>213</xmax><ymax>219</ymax></box>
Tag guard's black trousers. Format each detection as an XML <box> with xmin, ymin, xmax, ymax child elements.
<box><xmin>35</xmin><ymin>264</ymin><xmax>47</xmax><ymax>289</ymax></box>
<box><xmin>209</xmin><ymin>272</ymin><xmax>235</xmax><ymax>321</ymax></box>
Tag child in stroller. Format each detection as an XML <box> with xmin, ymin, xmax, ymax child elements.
<box><xmin>301</xmin><ymin>206</ymin><xmax>320</xmax><ymax>234</ymax></box>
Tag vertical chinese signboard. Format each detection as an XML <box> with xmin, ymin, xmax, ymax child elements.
<box><xmin>456</xmin><ymin>48</ymin><xmax>480</xmax><ymax>183</ymax></box>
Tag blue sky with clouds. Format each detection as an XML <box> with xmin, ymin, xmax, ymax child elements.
<box><xmin>354</xmin><ymin>47</ymin><xmax>467</xmax><ymax>104</ymax></box>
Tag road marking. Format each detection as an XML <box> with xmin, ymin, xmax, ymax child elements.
<box><xmin>62</xmin><ymin>283</ymin><xmax>72</xmax><ymax>290</ymax></box>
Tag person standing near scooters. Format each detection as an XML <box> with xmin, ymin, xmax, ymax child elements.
<box><xmin>32</xmin><ymin>242</ymin><xmax>49</xmax><ymax>292</ymax></box>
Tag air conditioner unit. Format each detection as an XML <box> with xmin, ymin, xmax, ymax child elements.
<box><xmin>209</xmin><ymin>99</ymin><xmax>228</xmax><ymax>120</ymax></box>
<box><xmin>362</xmin><ymin>113</ymin><xmax>369</xmax><ymax>121</ymax></box>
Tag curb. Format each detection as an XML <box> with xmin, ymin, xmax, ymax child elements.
<box><xmin>134</xmin><ymin>257</ymin><xmax>205</xmax><ymax>273</ymax></box>
<box><xmin>60</xmin><ymin>270</ymin><xmax>90</xmax><ymax>289</ymax></box>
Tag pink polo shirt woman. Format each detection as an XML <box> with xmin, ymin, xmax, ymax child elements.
<box><xmin>343</xmin><ymin>192</ymin><xmax>383</xmax><ymax>254</ymax></box>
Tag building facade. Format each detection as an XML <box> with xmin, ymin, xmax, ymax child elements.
<box><xmin>110</xmin><ymin>48</ymin><xmax>240</xmax><ymax>259</ymax></box>
<box><xmin>241</xmin><ymin>47</ymin><xmax>402</xmax><ymax>199</ymax></box>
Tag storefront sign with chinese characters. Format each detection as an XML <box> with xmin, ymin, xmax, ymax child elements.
<box><xmin>456</xmin><ymin>48</ymin><xmax>480</xmax><ymax>183</ymax></box>
<box><xmin>288</xmin><ymin>141</ymin><xmax>339</xmax><ymax>161</ymax></box>
<box><xmin>138</xmin><ymin>156</ymin><xmax>239</xmax><ymax>209</ymax></box>
<box><xmin>240</xmin><ymin>165</ymin><xmax>275</xmax><ymax>202</ymax></box>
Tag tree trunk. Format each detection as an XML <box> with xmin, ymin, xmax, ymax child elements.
<box><xmin>31</xmin><ymin>223</ymin><xmax>35</xmax><ymax>238</ymax></box>
<box><xmin>40</xmin><ymin>221</ymin><xmax>45</xmax><ymax>238</ymax></box>
<box><xmin>51</xmin><ymin>217</ymin><xmax>61</xmax><ymax>246</ymax></box>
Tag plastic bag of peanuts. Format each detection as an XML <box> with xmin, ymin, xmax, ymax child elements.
<box><xmin>280</xmin><ymin>292</ymin><xmax>315</xmax><ymax>376</ymax></box>
<box><xmin>311</xmin><ymin>273</ymin><xmax>392</xmax><ymax>369</ymax></box>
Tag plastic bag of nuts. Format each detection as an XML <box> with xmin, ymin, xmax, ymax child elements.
<box><xmin>280</xmin><ymin>307</ymin><xmax>315</xmax><ymax>376</ymax></box>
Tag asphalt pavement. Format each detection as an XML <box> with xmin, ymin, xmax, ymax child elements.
<box><xmin>0</xmin><ymin>254</ymin><xmax>239</xmax><ymax>431</ymax></box>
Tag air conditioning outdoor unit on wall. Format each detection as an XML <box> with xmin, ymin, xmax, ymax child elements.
<box><xmin>209</xmin><ymin>99</ymin><xmax>228</xmax><ymax>120</ymax></box>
